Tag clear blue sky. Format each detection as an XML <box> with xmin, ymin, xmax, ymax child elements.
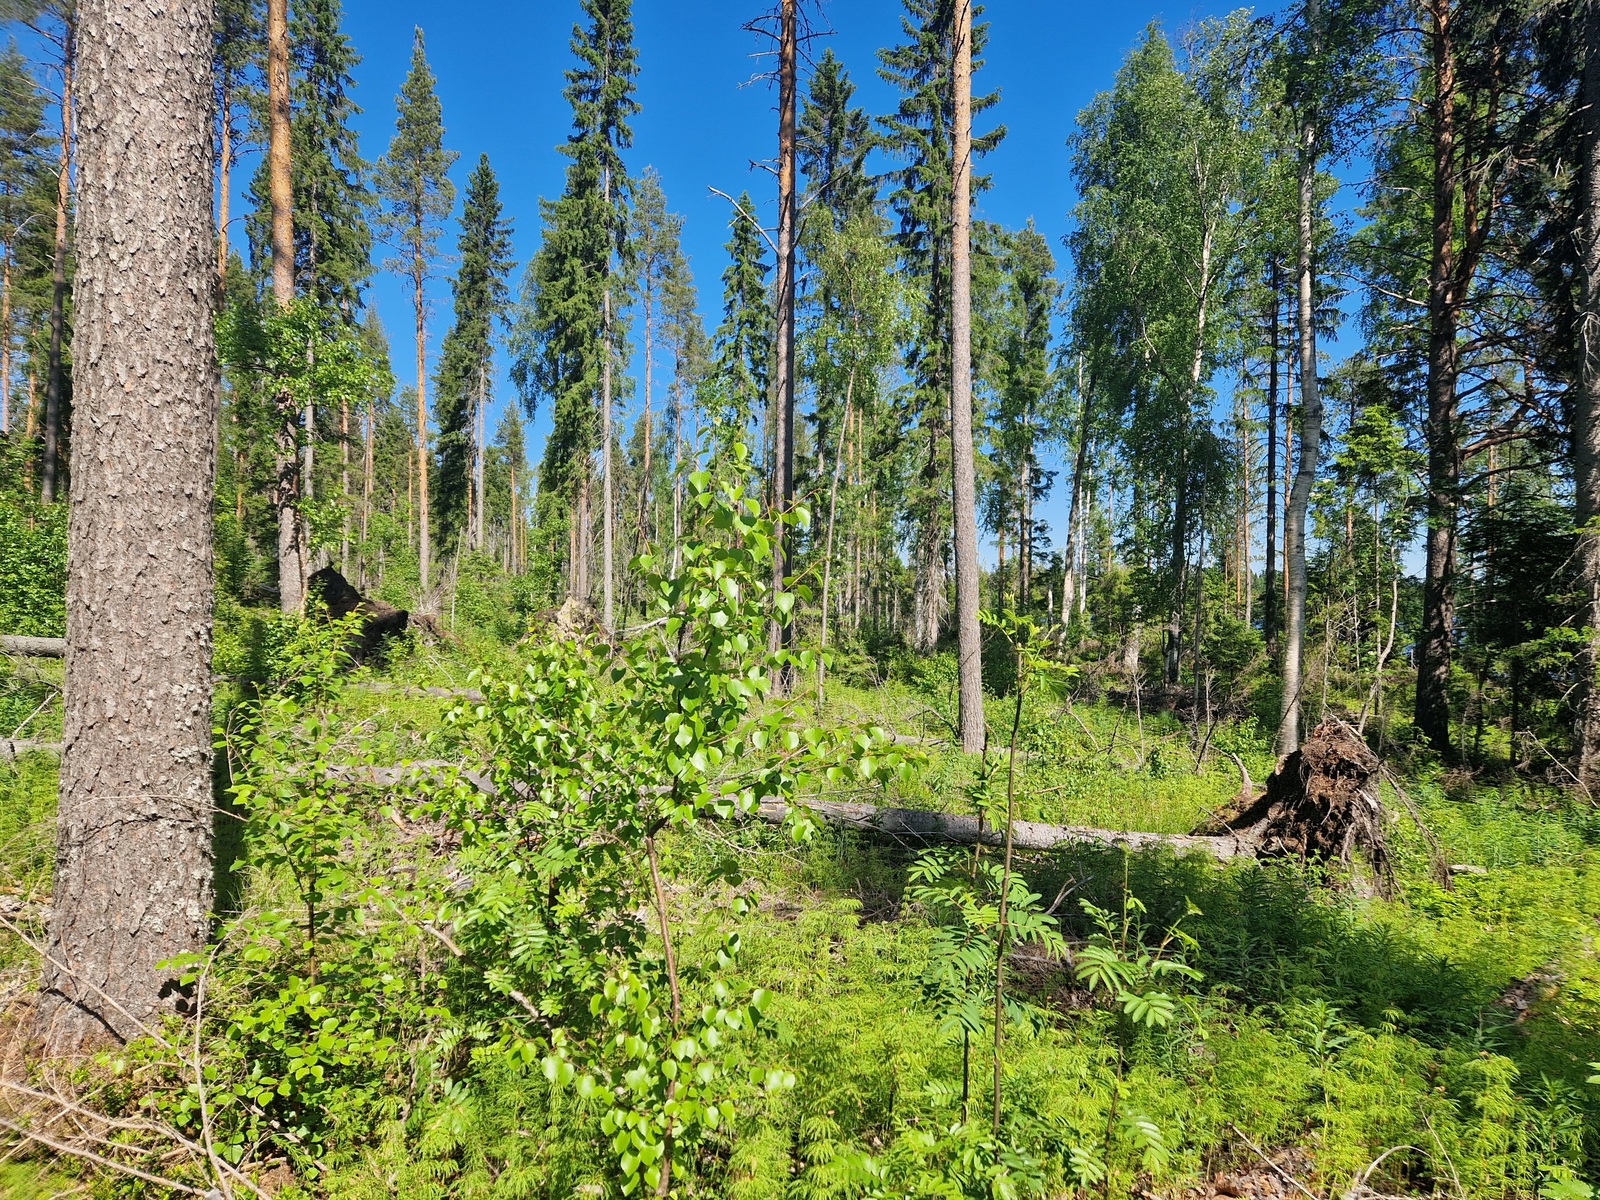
<box><xmin>301</xmin><ymin>0</ymin><xmax>1284</xmax><ymax>555</ymax></box>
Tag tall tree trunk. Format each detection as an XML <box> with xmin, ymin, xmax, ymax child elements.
<box><xmin>414</xmin><ymin>261</ymin><xmax>431</xmax><ymax>594</ymax></box>
<box><xmin>640</xmin><ymin>286</ymin><xmax>653</xmax><ymax>550</ymax></box>
<box><xmin>1</xmin><ymin>254</ymin><xmax>11</xmax><ymax>433</ymax></box>
<box><xmin>267</xmin><ymin>0</ymin><xmax>302</xmax><ymax>611</ymax></box>
<box><xmin>819</xmin><ymin>381</ymin><xmax>854</xmax><ymax>700</ymax></box>
<box><xmin>672</xmin><ymin>359</ymin><xmax>683</xmax><ymax>573</ymax></box>
<box><xmin>1280</xmin><ymin>80</ymin><xmax>1322</xmax><ymax>754</ymax></box>
<box><xmin>340</xmin><ymin>395</ymin><xmax>350</xmax><ymax>574</ymax></box>
<box><xmin>601</xmin><ymin>164</ymin><xmax>614</xmax><ymax>628</ymax></box>
<box><xmin>1263</xmin><ymin>260</ymin><xmax>1280</xmax><ymax>650</ymax></box>
<box><xmin>36</xmin><ymin>0</ymin><xmax>218</xmax><ymax>1054</ymax></box>
<box><xmin>474</xmin><ymin>358</ymin><xmax>486</xmax><ymax>553</ymax></box>
<box><xmin>950</xmin><ymin>0</ymin><xmax>985</xmax><ymax>753</ymax></box>
<box><xmin>1576</xmin><ymin>0</ymin><xmax>1600</xmax><ymax>788</ymax></box>
<box><xmin>1415</xmin><ymin>0</ymin><xmax>1462</xmax><ymax>756</ymax></box>
<box><xmin>41</xmin><ymin>16</ymin><xmax>73</xmax><ymax>504</ymax></box>
<box><xmin>1062</xmin><ymin>359</ymin><xmax>1090</xmax><ymax>622</ymax></box>
<box><xmin>770</xmin><ymin>0</ymin><xmax>798</xmax><ymax>668</ymax></box>
<box><xmin>216</xmin><ymin>77</ymin><xmax>231</xmax><ymax>289</ymax></box>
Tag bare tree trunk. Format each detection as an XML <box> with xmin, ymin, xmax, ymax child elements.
<box><xmin>950</xmin><ymin>0</ymin><xmax>984</xmax><ymax>753</ymax></box>
<box><xmin>267</xmin><ymin>0</ymin><xmax>302</xmax><ymax>611</ymax></box>
<box><xmin>1263</xmin><ymin>261</ymin><xmax>1280</xmax><ymax>650</ymax></box>
<box><xmin>1</xmin><ymin>254</ymin><xmax>10</xmax><ymax>433</ymax></box>
<box><xmin>36</xmin><ymin>0</ymin><xmax>218</xmax><ymax>1054</ymax></box>
<box><xmin>769</xmin><ymin>0</ymin><xmax>798</xmax><ymax>673</ymax></box>
<box><xmin>1280</xmin><ymin>65</ymin><xmax>1322</xmax><ymax>755</ymax></box>
<box><xmin>41</xmin><ymin>17</ymin><xmax>73</xmax><ymax>505</ymax></box>
<box><xmin>474</xmin><ymin>358</ymin><xmax>486</xmax><ymax>553</ymax></box>
<box><xmin>414</xmin><ymin>262</ymin><xmax>431</xmax><ymax>595</ymax></box>
<box><xmin>361</xmin><ymin>401</ymin><xmax>373</xmax><ymax>586</ymax></box>
<box><xmin>340</xmin><ymin>396</ymin><xmax>350</xmax><ymax>573</ymax></box>
<box><xmin>671</xmin><ymin>359</ymin><xmax>683</xmax><ymax>574</ymax></box>
<box><xmin>215</xmin><ymin>77</ymin><xmax>231</xmax><ymax>289</ymax></box>
<box><xmin>1061</xmin><ymin>360</ymin><xmax>1090</xmax><ymax>623</ymax></box>
<box><xmin>601</xmin><ymin>163</ymin><xmax>614</xmax><ymax>629</ymax></box>
<box><xmin>1576</xmin><ymin>0</ymin><xmax>1600</xmax><ymax>788</ymax></box>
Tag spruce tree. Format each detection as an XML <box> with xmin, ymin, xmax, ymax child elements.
<box><xmin>798</xmin><ymin>47</ymin><xmax>875</xmax><ymax>228</ymax></box>
<box><xmin>710</xmin><ymin>191</ymin><xmax>770</xmax><ymax>442</ymax></box>
<box><xmin>511</xmin><ymin>0</ymin><xmax>637</xmax><ymax>605</ymax></box>
<box><xmin>434</xmin><ymin>154</ymin><xmax>513</xmax><ymax>553</ymax></box>
<box><xmin>374</xmin><ymin>26</ymin><xmax>456</xmax><ymax>593</ymax></box>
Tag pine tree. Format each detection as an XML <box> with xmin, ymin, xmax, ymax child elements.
<box><xmin>38</xmin><ymin>0</ymin><xmax>219</xmax><ymax>1053</ymax></box>
<box><xmin>374</xmin><ymin>26</ymin><xmax>456</xmax><ymax>594</ymax></box>
<box><xmin>878</xmin><ymin>0</ymin><xmax>1003</xmax><ymax>653</ymax></box>
<box><xmin>434</xmin><ymin>154</ymin><xmax>513</xmax><ymax>553</ymax></box>
<box><xmin>711</xmin><ymin>191</ymin><xmax>770</xmax><ymax>442</ymax></box>
<box><xmin>510</xmin><ymin>0</ymin><xmax>637</xmax><ymax>609</ymax></box>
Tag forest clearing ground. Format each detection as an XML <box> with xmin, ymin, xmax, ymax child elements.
<box><xmin>2</xmin><ymin>629</ymin><xmax>1600</xmax><ymax>1196</ymax></box>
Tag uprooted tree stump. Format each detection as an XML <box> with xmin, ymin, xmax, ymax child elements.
<box><xmin>308</xmin><ymin>567</ymin><xmax>412</xmax><ymax>661</ymax></box>
<box><xmin>1223</xmin><ymin>718</ymin><xmax>1394</xmax><ymax>894</ymax></box>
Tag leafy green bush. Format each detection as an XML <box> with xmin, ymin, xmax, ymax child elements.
<box><xmin>0</xmin><ymin>498</ymin><xmax>66</xmax><ymax>637</ymax></box>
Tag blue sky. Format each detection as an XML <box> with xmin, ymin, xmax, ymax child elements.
<box><xmin>285</xmin><ymin>0</ymin><xmax>1283</xmax><ymax>555</ymax></box>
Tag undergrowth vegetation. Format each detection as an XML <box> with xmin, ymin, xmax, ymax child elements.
<box><xmin>2</xmin><ymin>457</ymin><xmax>1599</xmax><ymax>1199</ymax></box>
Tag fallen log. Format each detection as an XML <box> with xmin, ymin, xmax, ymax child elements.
<box><xmin>323</xmin><ymin>763</ymin><xmax>1257</xmax><ymax>861</ymax></box>
<box><xmin>755</xmin><ymin>798</ymin><xmax>1260</xmax><ymax>860</ymax></box>
<box><xmin>0</xmin><ymin>739</ymin><xmax>62</xmax><ymax>761</ymax></box>
<box><xmin>0</xmin><ymin>636</ymin><xmax>65</xmax><ymax>658</ymax></box>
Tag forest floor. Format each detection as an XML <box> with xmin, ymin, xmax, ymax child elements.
<box><xmin>1</xmin><ymin>622</ymin><xmax>1598</xmax><ymax>1198</ymax></box>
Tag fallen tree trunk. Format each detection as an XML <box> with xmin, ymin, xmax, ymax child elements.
<box><xmin>755</xmin><ymin>798</ymin><xmax>1260</xmax><ymax>860</ymax></box>
<box><xmin>322</xmin><ymin>762</ymin><xmax>1258</xmax><ymax>862</ymax></box>
<box><xmin>1</xmin><ymin>739</ymin><xmax>62</xmax><ymax>761</ymax></box>
<box><xmin>0</xmin><ymin>636</ymin><xmax>65</xmax><ymax>658</ymax></box>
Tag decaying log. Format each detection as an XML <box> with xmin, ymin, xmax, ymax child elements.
<box><xmin>0</xmin><ymin>636</ymin><xmax>65</xmax><ymax>658</ymax></box>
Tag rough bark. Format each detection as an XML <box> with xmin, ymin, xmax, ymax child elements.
<box><xmin>1577</xmin><ymin>0</ymin><xmax>1600</xmax><ymax>788</ymax></box>
<box><xmin>36</xmin><ymin>0</ymin><xmax>219</xmax><ymax>1053</ymax></box>
<box><xmin>950</xmin><ymin>0</ymin><xmax>984</xmax><ymax>753</ymax></box>
<box><xmin>40</xmin><ymin>16</ymin><xmax>73</xmax><ymax>505</ymax></box>
<box><xmin>1280</xmin><ymin>61</ymin><xmax>1321</xmax><ymax>754</ymax></box>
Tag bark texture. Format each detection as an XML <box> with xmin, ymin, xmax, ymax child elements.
<box><xmin>37</xmin><ymin>0</ymin><xmax>219</xmax><ymax>1054</ymax></box>
<box><xmin>949</xmin><ymin>0</ymin><xmax>985</xmax><ymax>753</ymax></box>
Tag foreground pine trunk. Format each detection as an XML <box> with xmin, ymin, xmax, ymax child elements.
<box><xmin>35</xmin><ymin>0</ymin><xmax>218</xmax><ymax>1053</ymax></box>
